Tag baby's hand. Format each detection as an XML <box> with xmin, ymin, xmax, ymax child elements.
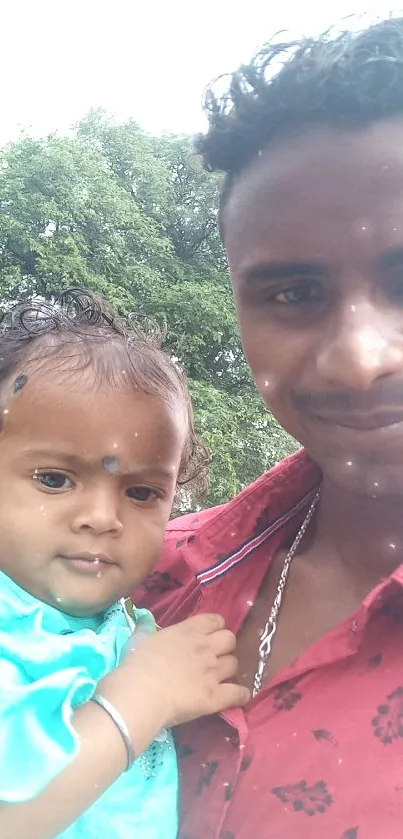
<box><xmin>121</xmin><ymin>613</ymin><xmax>250</xmax><ymax>727</ymax></box>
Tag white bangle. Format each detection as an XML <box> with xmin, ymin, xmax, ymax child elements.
<box><xmin>91</xmin><ymin>693</ymin><xmax>136</xmax><ymax>771</ymax></box>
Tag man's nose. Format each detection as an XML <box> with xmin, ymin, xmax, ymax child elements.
<box><xmin>70</xmin><ymin>488</ymin><xmax>123</xmax><ymax>536</ymax></box>
<box><xmin>315</xmin><ymin>298</ymin><xmax>403</xmax><ymax>391</ymax></box>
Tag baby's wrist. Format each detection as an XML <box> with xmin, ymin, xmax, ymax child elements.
<box><xmin>91</xmin><ymin>693</ymin><xmax>135</xmax><ymax>770</ymax></box>
<box><xmin>97</xmin><ymin>669</ymin><xmax>169</xmax><ymax>753</ymax></box>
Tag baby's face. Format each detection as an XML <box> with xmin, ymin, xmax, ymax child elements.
<box><xmin>0</xmin><ymin>369</ymin><xmax>187</xmax><ymax>616</ymax></box>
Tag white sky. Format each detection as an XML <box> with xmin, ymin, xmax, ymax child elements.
<box><xmin>0</xmin><ymin>1</ymin><xmax>396</xmax><ymax>144</ymax></box>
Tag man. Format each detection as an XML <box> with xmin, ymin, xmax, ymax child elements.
<box><xmin>137</xmin><ymin>17</ymin><xmax>403</xmax><ymax>839</ymax></box>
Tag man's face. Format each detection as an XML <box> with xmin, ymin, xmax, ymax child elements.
<box><xmin>224</xmin><ymin>120</ymin><xmax>403</xmax><ymax>496</ymax></box>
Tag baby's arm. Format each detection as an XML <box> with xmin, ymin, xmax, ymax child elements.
<box><xmin>0</xmin><ymin>683</ymin><xmax>165</xmax><ymax>839</ymax></box>
<box><xmin>0</xmin><ymin>614</ymin><xmax>249</xmax><ymax>839</ymax></box>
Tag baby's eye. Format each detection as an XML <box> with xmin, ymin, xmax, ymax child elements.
<box><xmin>126</xmin><ymin>486</ymin><xmax>158</xmax><ymax>503</ymax></box>
<box><xmin>33</xmin><ymin>471</ymin><xmax>73</xmax><ymax>492</ymax></box>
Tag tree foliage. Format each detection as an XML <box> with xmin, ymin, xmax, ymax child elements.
<box><xmin>0</xmin><ymin>112</ymin><xmax>297</xmax><ymax>508</ymax></box>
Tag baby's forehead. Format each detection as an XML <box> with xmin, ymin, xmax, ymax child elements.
<box><xmin>2</xmin><ymin>371</ymin><xmax>187</xmax><ymax>451</ymax></box>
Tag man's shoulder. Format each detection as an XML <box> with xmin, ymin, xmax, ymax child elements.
<box><xmin>165</xmin><ymin>449</ymin><xmax>319</xmax><ymax>540</ymax></box>
<box><xmin>165</xmin><ymin>500</ymin><xmax>227</xmax><ymax>539</ymax></box>
<box><xmin>134</xmin><ymin>450</ymin><xmax>320</xmax><ymax>618</ymax></box>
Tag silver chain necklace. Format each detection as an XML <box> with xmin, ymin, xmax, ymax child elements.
<box><xmin>252</xmin><ymin>489</ymin><xmax>321</xmax><ymax>697</ymax></box>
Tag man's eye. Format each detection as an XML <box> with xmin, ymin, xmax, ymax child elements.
<box><xmin>126</xmin><ymin>486</ymin><xmax>158</xmax><ymax>503</ymax></box>
<box><xmin>272</xmin><ymin>282</ymin><xmax>324</xmax><ymax>304</ymax></box>
<box><xmin>34</xmin><ymin>471</ymin><xmax>73</xmax><ymax>491</ymax></box>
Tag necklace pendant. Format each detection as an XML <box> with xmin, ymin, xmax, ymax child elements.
<box><xmin>259</xmin><ymin>619</ymin><xmax>276</xmax><ymax>658</ymax></box>
<box><xmin>252</xmin><ymin>619</ymin><xmax>276</xmax><ymax>697</ymax></box>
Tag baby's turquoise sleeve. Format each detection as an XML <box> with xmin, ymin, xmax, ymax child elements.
<box><xmin>0</xmin><ymin>580</ymin><xmax>134</xmax><ymax>803</ymax></box>
<box><xmin>0</xmin><ymin>580</ymin><xmax>179</xmax><ymax>839</ymax></box>
<box><xmin>0</xmin><ymin>619</ymin><xmax>109</xmax><ymax>802</ymax></box>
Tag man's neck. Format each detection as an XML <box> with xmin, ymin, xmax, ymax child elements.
<box><xmin>308</xmin><ymin>478</ymin><xmax>403</xmax><ymax>588</ymax></box>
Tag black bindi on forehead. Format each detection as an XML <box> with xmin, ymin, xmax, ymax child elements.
<box><xmin>101</xmin><ymin>455</ymin><xmax>120</xmax><ymax>475</ymax></box>
<box><xmin>13</xmin><ymin>374</ymin><xmax>28</xmax><ymax>393</ymax></box>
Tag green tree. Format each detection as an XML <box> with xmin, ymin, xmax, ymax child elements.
<box><xmin>0</xmin><ymin>116</ymin><xmax>297</xmax><ymax>508</ymax></box>
<box><xmin>0</xmin><ymin>133</ymin><xmax>171</xmax><ymax>308</ymax></box>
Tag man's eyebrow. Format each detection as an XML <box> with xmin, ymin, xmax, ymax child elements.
<box><xmin>239</xmin><ymin>261</ymin><xmax>328</xmax><ymax>283</ymax></box>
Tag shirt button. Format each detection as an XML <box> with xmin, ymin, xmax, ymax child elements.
<box><xmin>351</xmin><ymin>620</ymin><xmax>359</xmax><ymax>633</ymax></box>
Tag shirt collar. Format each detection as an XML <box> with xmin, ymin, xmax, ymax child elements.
<box><xmin>183</xmin><ymin>449</ymin><xmax>321</xmax><ymax>577</ymax></box>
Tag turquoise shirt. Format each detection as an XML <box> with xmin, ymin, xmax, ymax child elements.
<box><xmin>0</xmin><ymin>571</ymin><xmax>178</xmax><ymax>838</ymax></box>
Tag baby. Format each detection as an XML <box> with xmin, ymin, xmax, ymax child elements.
<box><xmin>0</xmin><ymin>288</ymin><xmax>249</xmax><ymax>839</ymax></box>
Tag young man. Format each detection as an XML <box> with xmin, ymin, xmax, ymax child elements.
<box><xmin>137</xmin><ymin>17</ymin><xmax>403</xmax><ymax>839</ymax></box>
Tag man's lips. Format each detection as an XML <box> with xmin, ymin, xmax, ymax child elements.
<box><xmin>311</xmin><ymin>409</ymin><xmax>403</xmax><ymax>431</ymax></box>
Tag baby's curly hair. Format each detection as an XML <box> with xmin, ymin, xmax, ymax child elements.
<box><xmin>0</xmin><ymin>288</ymin><xmax>209</xmax><ymax>502</ymax></box>
<box><xmin>195</xmin><ymin>16</ymin><xmax>403</xmax><ymax>226</ymax></box>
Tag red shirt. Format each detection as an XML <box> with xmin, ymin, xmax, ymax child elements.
<box><xmin>135</xmin><ymin>450</ymin><xmax>403</xmax><ymax>839</ymax></box>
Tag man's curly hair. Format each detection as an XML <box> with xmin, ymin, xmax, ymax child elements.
<box><xmin>195</xmin><ymin>16</ymin><xmax>403</xmax><ymax>222</ymax></box>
